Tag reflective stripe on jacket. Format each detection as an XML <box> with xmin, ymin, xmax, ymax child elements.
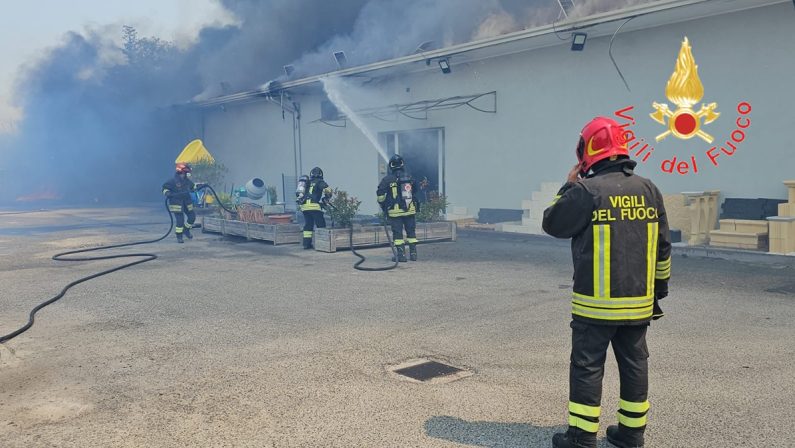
<box><xmin>300</xmin><ymin>180</ymin><xmax>331</xmax><ymax>212</ymax></box>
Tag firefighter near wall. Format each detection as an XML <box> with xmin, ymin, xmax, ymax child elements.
<box><xmin>377</xmin><ymin>154</ymin><xmax>420</xmax><ymax>262</ymax></box>
<box><xmin>542</xmin><ymin>117</ymin><xmax>671</xmax><ymax>448</ymax></box>
<box><xmin>296</xmin><ymin>167</ymin><xmax>332</xmax><ymax>250</ymax></box>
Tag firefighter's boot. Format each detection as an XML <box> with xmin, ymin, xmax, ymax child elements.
<box><xmin>552</xmin><ymin>428</ymin><xmax>597</xmax><ymax>448</ymax></box>
<box><xmin>392</xmin><ymin>246</ymin><xmax>407</xmax><ymax>262</ymax></box>
<box><xmin>606</xmin><ymin>425</ymin><xmax>644</xmax><ymax>448</ymax></box>
<box><xmin>409</xmin><ymin>244</ymin><xmax>417</xmax><ymax>261</ymax></box>
<box><xmin>176</xmin><ymin>233</ymin><xmax>184</xmax><ymax>244</ymax></box>
<box><xmin>303</xmin><ymin>237</ymin><xmax>313</xmax><ymax>250</ymax></box>
<box><xmin>184</xmin><ymin>228</ymin><xmax>193</xmax><ymax>240</ymax></box>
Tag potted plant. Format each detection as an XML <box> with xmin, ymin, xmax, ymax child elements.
<box><xmin>416</xmin><ymin>191</ymin><xmax>449</xmax><ymax>222</ymax></box>
<box><xmin>313</xmin><ymin>189</ymin><xmax>455</xmax><ymax>252</ymax></box>
<box><xmin>262</xmin><ymin>185</ymin><xmax>286</xmax><ymax>215</ymax></box>
<box><xmin>266</xmin><ymin>186</ymin><xmax>278</xmax><ymax>205</ymax></box>
<box><xmin>326</xmin><ymin>188</ymin><xmax>362</xmax><ymax>228</ymax></box>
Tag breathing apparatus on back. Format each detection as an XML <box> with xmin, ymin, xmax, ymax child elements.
<box><xmin>296</xmin><ymin>175</ymin><xmax>309</xmax><ymax>205</ymax></box>
<box><xmin>387</xmin><ymin>154</ymin><xmax>414</xmax><ymax>211</ymax></box>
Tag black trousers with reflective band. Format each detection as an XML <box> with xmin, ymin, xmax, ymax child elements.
<box><xmin>171</xmin><ymin>205</ymin><xmax>196</xmax><ymax>234</ymax></box>
<box><xmin>389</xmin><ymin>215</ymin><xmax>416</xmax><ymax>246</ymax></box>
<box><xmin>302</xmin><ymin>210</ymin><xmax>326</xmax><ymax>238</ymax></box>
<box><xmin>568</xmin><ymin>320</ymin><xmax>649</xmax><ymax>433</ymax></box>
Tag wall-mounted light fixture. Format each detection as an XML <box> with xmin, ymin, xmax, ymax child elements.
<box><xmin>438</xmin><ymin>58</ymin><xmax>451</xmax><ymax>74</ymax></box>
<box><xmin>571</xmin><ymin>33</ymin><xmax>587</xmax><ymax>51</ymax></box>
<box><xmin>333</xmin><ymin>51</ymin><xmax>347</xmax><ymax>69</ymax></box>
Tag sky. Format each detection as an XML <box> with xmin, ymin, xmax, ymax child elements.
<box><xmin>0</xmin><ymin>0</ymin><xmax>234</xmax><ymax>133</ymax></box>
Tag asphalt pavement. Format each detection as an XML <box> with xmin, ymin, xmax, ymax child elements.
<box><xmin>1</xmin><ymin>206</ymin><xmax>793</xmax><ymax>447</ymax></box>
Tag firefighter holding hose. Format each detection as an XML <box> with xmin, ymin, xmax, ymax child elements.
<box><xmin>297</xmin><ymin>167</ymin><xmax>332</xmax><ymax>250</ymax></box>
<box><xmin>162</xmin><ymin>163</ymin><xmax>203</xmax><ymax>243</ymax></box>
<box><xmin>377</xmin><ymin>154</ymin><xmax>420</xmax><ymax>262</ymax></box>
<box><xmin>543</xmin><ymin>117</ymin><xmax>671</xmax><ymax>448</ymax></box>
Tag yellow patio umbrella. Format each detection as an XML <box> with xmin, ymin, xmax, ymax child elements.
<box><xmin>175</xmin><ymin>139</ymin><xmax>215</xmax><ymax>164</ymax></box>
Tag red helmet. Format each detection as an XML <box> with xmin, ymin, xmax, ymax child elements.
<box><xmin>175</xmin><ymin>162</ymin><xmax>192</xmax><ymax>174</ymax></box>
<box><xmin>576</xmin><ymin>117</ymin><xmax>629</xmax><ymax>174</ymax></box>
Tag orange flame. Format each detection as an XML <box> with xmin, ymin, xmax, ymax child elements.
<box><xmin>665</xmin><ymin>37</ymin><xmax>704</xmax><ymax>108</ymax></box>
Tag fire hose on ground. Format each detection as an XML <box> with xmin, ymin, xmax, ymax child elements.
<box><xmin>323</xmin><ymin>202</ymin><xmax>398</xmax><ymax>272</ymax></box>
<box><xmin>0</xmin><ymin>185</ymin><xmax>234</xmax><ymax>344</ymax></box>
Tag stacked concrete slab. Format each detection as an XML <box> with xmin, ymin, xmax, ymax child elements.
<box><xmin>709</xmin><ymin>219</ymin><xmax>769</xmax><ymax>251</ymax></box>
<box><xmin>499</xmin><ymin>182</ymin><xmax>560</xmax><ymax>235</ymax></box>
<box><xmin>767</xmin><ymin>180</ymin><xmax>795</xmax><ymax>254</ymax></box>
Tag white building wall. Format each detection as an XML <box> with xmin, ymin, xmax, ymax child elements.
<box><xmin>202</xmin><ymin>2</ymin><xmax>795</xmax><ymax>215</ymax></box>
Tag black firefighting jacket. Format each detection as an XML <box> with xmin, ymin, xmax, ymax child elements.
<box><xmin>299</xmin><ymin>180</ymin><xmax>331</xmax><ymax>212</ymax></box>
<box><xmin>162</xmin><ymin>175</ymin><xmax>196</xmax><ymax>212</ymax></box>
<box><xmin>542</xmin><ymin>160</ymin><xmax>671</xmax><ymax>325</ymax></box>
<box><xmin>377</xmin><ymin>173</ymin><xmax>419</xmax><ymax>218</ymax></box>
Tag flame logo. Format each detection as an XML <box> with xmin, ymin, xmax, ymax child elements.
<box><xmin>650</xmin><ymin>37</ymin><xmax>719</xmax><ymax>143</ymax></box>
<box><xmin>665</xmin><ymin>38</ymin><xmax>704</xmax><ymax>109</ymax></box>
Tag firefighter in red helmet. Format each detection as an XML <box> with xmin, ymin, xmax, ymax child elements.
<box><xmin>162</xmin><ymin>163</ymin><xmax>202</xmax><ymax>243</ymax></box>
<box><xmin>543</xmin><ymin>117</ymin><xmax>671</xmax><ymax>448</ymax></box>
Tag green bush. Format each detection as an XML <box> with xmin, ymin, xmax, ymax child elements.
<box><xmin>416</xmin><ymin>191</ymin><xmax>449</xmax><ymax>222</ymax></box>
<box><xmin>327</xmin><ymin>188</ymin><xmax>361</xmax><ymax>228</ymax></box>
<box><xmin>190</xmin><ymin>160</ymin><xmax>228</xmax><ymax>189</ymax></box>
<box><xmin>266</xmin><ymin>185</ymin><xmax>278</xmax><ymax>205</ymax></box>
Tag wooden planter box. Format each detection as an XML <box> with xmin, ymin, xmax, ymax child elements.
<box><xmin>201</xmin><ymin>216</ymin><xmax>302</xmax><ymax>245</ymax></box>
<box><xmin>313</xmin><ymin>221</ymin><xmax>457</xmax><ymax>253</ymax></box>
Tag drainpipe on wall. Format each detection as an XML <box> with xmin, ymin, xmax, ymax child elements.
<box><xmin>292</xmin><ymin>112</ymin><xmax>298</xmax><ymax>181</ymax></box>
<box><xmin>266</xmin><ymin>95</ymin><xmax>303</xmax><ymax>182</ymax></box>
<box><xmin>295</xmin><ymin>102</ymin><xmax>303</xmax><ymax>177</ymax></box>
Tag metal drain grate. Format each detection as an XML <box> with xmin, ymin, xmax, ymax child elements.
<box><xmin>394</xmin><ymin>361</ymin><xmax>462</xmax><ymax>381</ymax></box>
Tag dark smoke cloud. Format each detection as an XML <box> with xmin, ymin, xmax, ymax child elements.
<box><xmin>1</xmin><ymin>1</ymin><xmax>367</xmax><ymax>204</ymax></box>
<box><xmin>287</xmin><ymin>0</ymin><xmax>656</xmax><ymax>77</ymax></box>
<box><xmin>0</xmin><ymin>0</ymin><xmax>656</xmax><ymax>204</ymax></box>
<box><xmin>288</xmin><ymin>0</ymin><xmax>506</xmax><ymax>78</ymax></box>
<box><xmin>194</xmin><ymin>0</ymin><xmax>368</xmax><ymax>99</ymax></box>
<box><xmin>4</xmin><ymin>27</ymin><xmax>200</xmax><ymax>204</ymax></box>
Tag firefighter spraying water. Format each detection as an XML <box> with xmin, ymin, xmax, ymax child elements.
<box><xmin>377</xmin><ymin>154</ymin><xmax>420</xmax><ymax>263</ymax></box>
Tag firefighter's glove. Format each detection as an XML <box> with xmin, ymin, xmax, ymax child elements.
<box><xmin>652</xmin><ymin>299</ymin><xmax>665</xmax><ymax>320</ymax></box>
<box><xmin>194</xmin><ymin>182</ymin><xmax>207</xmax><ymax>189</ymax></box>
<box><xmin>654</xmin><ymin>279</ymin><xmax>669</xmax><ymax>300</ymax></box>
